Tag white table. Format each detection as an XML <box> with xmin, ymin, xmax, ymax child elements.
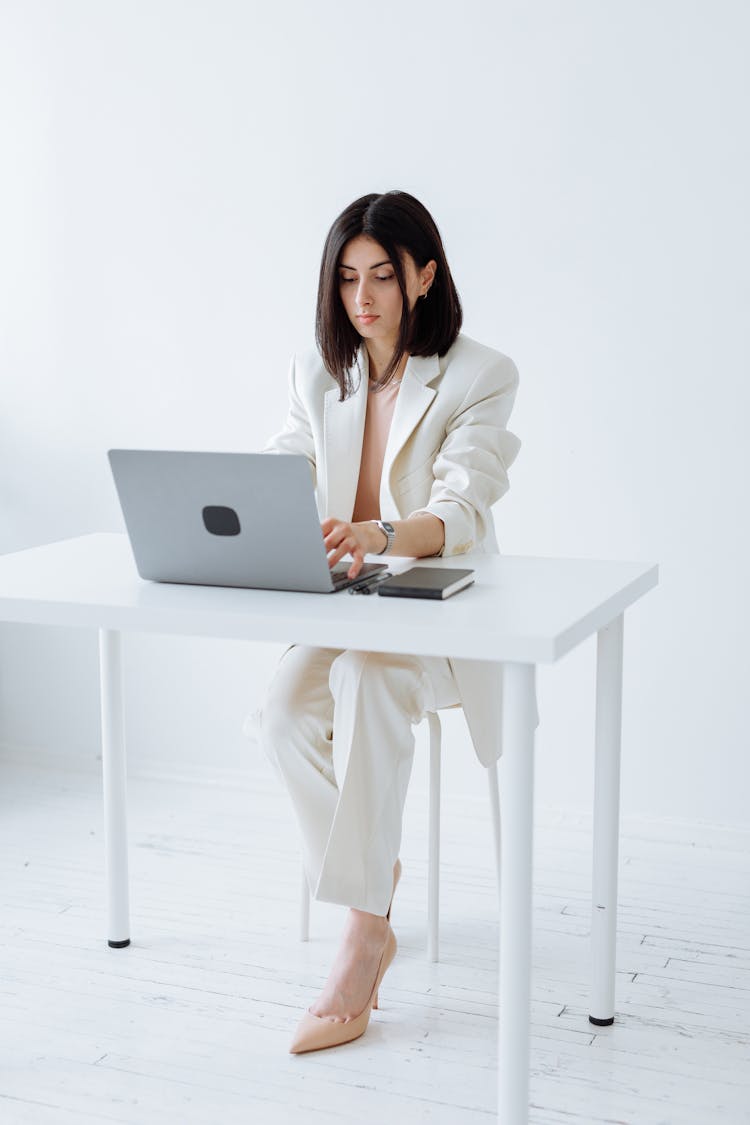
<box><xmin>0</xmin><ymin>533</ymin><xmax>658</xmax><ymax>1124</ymax></box>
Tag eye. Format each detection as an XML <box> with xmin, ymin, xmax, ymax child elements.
<box><xmin>376</xmin><ymin>274</ymin><xmax>395</xmax><ymax>282</ymax></box>
<box><xmin>339</xmin><ymin>276</ymin><xmax>356</xmax><ymax>284</ymax></box>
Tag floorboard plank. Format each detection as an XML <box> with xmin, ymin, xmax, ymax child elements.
<box><xmin>1</xmin><ymin>754</ymin><xmax>749</xmax><ymax>1124</ymax></box>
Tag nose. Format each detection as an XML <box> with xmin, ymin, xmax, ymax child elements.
<box><xmin>355</xmin><ymin>278</ymin><xmax>373</xmax><ymax>310</ymax></box>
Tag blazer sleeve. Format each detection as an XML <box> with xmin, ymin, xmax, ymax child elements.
<box><xmin>262</xmin><ymin>355</ymin><xmax>316</xmax><ymax>482</ymax></box>
<box><xmin>409</xmin><ymin>355</ymin><xmax>521</xmax><ymax>556</ymax></box>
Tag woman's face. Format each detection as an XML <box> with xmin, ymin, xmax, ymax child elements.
<box><xmin>338</xmin><ymin>235</ymin><xmax>434</xmax><ymax>351</ymax></box>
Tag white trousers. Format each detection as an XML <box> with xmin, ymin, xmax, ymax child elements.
<box><xmin>256</xmin><ymin>646</ymin><xmax>461</xmax><ymax>916</ymax></box>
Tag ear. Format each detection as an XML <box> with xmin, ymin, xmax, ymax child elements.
<box><xmin>421</xmin><ymin>259</ymin><xmax>437</xmax><ymax>294</ymax></box>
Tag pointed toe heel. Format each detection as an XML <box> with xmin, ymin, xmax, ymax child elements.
<box><xmin>289</xmin><ymin>925</ymin><xmax>397</xmax><ymax>1054</ymax></box>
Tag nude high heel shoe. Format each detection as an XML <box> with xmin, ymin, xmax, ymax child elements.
<box><xmin>289</xmin><ymin>924</ymin><xmax>397</xmax><ymax>1054</ymax></box>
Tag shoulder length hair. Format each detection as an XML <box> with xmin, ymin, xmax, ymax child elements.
<box><xmin>316</xmin><ymin>191</ymin><xmax>463</xmax><ymax>399</ymax></box>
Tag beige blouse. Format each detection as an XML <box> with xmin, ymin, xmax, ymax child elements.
<box><xmin>351</xmin><ymin>378</ymin><xmax>401</xmax><ymax>522</ymax></box>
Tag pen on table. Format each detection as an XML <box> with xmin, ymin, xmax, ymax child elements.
<box><xmin>348</xmin><ymin>571</ymin><xmax>392</xmax><ymax>595</ymax></box>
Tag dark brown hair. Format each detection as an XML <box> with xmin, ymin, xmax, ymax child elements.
<box><xmin>315</xmin><ymin>191</ymin><xmax>463</xmax><ymax>399</ymax></box>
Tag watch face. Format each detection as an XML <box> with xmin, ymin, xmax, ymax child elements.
<box><xmin>376</xmin><ymin>521</ymin><xmax>395</xmax><ymax>555</ymax></box>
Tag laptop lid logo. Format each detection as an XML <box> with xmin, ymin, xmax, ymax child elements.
<box><xmin>202</xmin><ymin>506</ymin><xmax>241</xmax><ymax>536</ymax></box>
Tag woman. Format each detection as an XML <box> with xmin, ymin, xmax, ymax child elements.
<box><xmin>257</xmin><ymin>190</ymin><xmax>521</xmax><ymax>1053</ymax></box>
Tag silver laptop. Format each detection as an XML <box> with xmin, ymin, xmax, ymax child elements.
<box><xmin>107</xmin><ymin>449</ymin><xmax>387</xmax><ymax>593</ymax></box>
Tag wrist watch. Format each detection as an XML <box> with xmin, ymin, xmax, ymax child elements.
<box><xmin>373</xmin><ymin>520</ymin><xmax>396</xmax><ymax>556</ymax></box>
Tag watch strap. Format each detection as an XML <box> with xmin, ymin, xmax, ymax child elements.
<box><xmin>374</xmin><ymin>520</ymin><xmax>396</xmax><ymax>556</ymax></box>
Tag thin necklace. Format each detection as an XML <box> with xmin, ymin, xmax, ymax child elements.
<box><xmin>369</xmin><ymin>375</ymin><xmax>402</xmax><ymax>391</ymax></box>
<box><xmin>368</xmin><ymin>357</ymin><xmax>407</xmax><ymax>391</ymax></box>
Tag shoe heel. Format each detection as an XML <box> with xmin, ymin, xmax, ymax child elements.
<box><xmin>387</xmin><ymin>858</ymin><xmax>402</xmax><ymax>922</ymax></box>
<box><xmin>373</xmin><ymin>990</ymin><xmax>379</xmax><ymax>1010</ymax></box>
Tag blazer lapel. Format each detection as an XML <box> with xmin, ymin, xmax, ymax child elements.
<box><xmin>381</xmin><ymin>353</ymin><xmax>440</xmax><ymax>513</ymax></box>
<box><xmin>323</xmin><ymin>347</ymin><xmax>369</xmax><ymax>520</ymax></box>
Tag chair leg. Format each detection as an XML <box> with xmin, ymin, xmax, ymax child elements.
<box><xmin>487</xmin><ymin>759</ymin><xmax>502</xmax><ymax>905</ymax></box>
<box><xmin>299</xmin><ymin>865</ymin><xmax>310</xmax><ymax>942</ymax></box>
<box><xmin>427</xmin><ymin>711</ymin><xmax>441</xmax><ymax>962</ymax></box>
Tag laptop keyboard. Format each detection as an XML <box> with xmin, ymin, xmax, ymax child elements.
<box><xmin>330</xmin><ymin>562</ymin><xmax>387</xmax><ymax>590</ymax></box>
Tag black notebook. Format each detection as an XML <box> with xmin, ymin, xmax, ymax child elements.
<box><xmin>377</xmin><ymin>566</ymin><xmax>475</xmax><ymax>600</ymax></box>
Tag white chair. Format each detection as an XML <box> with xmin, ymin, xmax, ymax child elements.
<box><xmin>299</xmin><ymin>709</ymin><xmax>503</xmax><ymax>961</ymax></box>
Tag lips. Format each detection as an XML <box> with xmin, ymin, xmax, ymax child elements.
<box><xmin>357</xmin><ymin>315</ymin><xmax>379</xmax><ymax>324</ymax></box>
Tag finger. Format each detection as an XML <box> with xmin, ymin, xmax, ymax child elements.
<box><xmin>323</xmin><ymin>519</ymin><xmax>350</xmax><ymax>541</ymax></box>
<box><xmin>327</xmin><ymin>539</ymin><xmax>356</xmax><ymax>569</ymax></box>
<box><xmin>323</xmin><ymin>528</ymin><xmax>347</xmax><ymax>551</ymax></box>
<box><xmin>323</xmin><ymin>531</ymin><xmax>350</xmax><ymax>558</ymax></box>
<box><xmin>347</xmin><ymin>549</ymin><xmax>365</xmax><ymax>580</ymax></box>
<box><xmin>321</xmin><ymin>517</ymin><xmax>348</xmax><ymax>539</ymax></box>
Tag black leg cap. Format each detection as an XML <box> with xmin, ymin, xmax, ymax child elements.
<box><xmin>589</xmin><ymin>1015</ymin><xmax>614</xmax><ymax>1026</ymax></box>
<box><xmin>108</xmin><ymin>938</ymin><xmax>131</xmax><ymax>949</ymax></box>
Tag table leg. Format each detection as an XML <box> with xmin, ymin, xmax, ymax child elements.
<box><xmin>498</xmin><ymin>661</ymin><xmax>536</xmax><ymax>1125</ymax></box>
<box><xmin>99</xmin><ymin>629</ymin><xmax>131</xmax><ymax>948</ymax></box>
<box><xmin>590</xmin><ymin>613</ymin><xmax>624</xmax><ymax>1024</ymax></box>
<box><xmin>427</xmin><ymin>710</ymin><xmax>441</xmax><ymax>963</ymax></box>
<box><xmin>487</xmin><ymin>760</ymin><xmax>502</xmax><ymax>904</ymax></box>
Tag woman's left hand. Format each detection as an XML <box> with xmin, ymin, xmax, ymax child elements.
<box><xmin>321</xmin><ymin>517</ymin><xmax>384</xmax><ymax>579</ymax></box>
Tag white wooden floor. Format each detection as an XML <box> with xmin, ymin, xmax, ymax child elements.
<box><xmin>1</xmin><ymin>750</ymin><xmax>749</xmax><ymax>1124</ymax></box>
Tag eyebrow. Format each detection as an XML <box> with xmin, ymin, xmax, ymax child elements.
<box><xmin>339</xmin><ymin>259</ymin><xmax>392</xmax><ymax>271</ymax></box>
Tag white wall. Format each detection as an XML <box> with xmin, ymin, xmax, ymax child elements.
<box><xmin>1</xmin><ymin>1</ymin><xmax>748</xmax><ymax>826</ymax></box>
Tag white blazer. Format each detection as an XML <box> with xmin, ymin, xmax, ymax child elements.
<box><xmin>264</xmin><ymin>333</ymin><xmax>522</xmax><ymax>767</ymax></box>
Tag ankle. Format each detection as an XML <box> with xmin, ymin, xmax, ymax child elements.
<box><xmin>348</xmin><ymin>908</ymin><xmax>389</xmax><ymax>939</ymax></box>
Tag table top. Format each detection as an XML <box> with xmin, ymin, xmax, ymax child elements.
<box><xmin>0</xmin><ymin>534</ymin><xmax>658</xmax><ymax>664</ymax></box>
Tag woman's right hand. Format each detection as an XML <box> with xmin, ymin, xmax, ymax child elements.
<box><xmin>321</xmin><ymin>517</ymin><xmax>385</xmax><ymax>580</ymax></box>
